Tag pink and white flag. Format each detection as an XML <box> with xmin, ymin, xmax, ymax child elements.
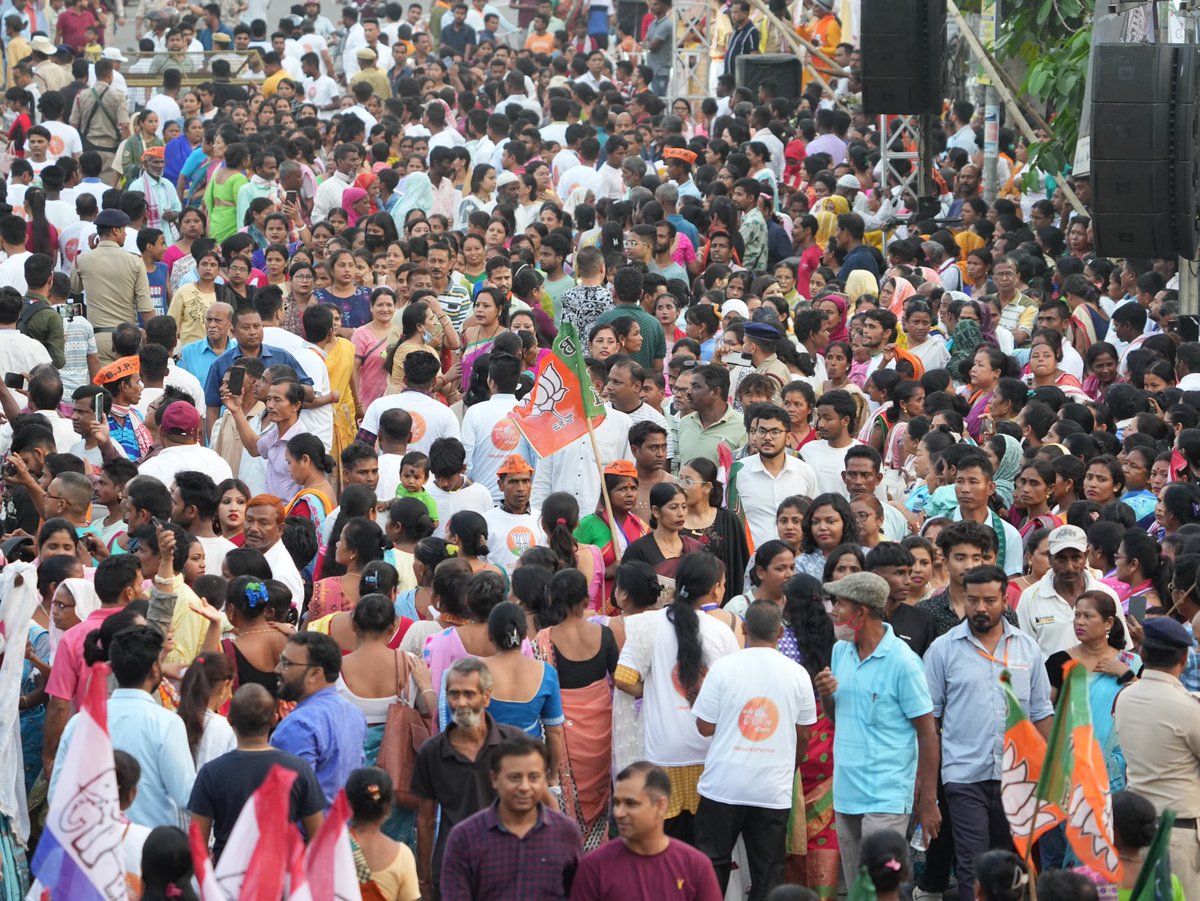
<box><xmin>29</xmin><ymin>664</ymin><xmax>126</xmax><ymax>901</ymax></box>
<box><xmin>284</xmin><ymin>827</ymin><xmax>312</xmax><ymax>901</ymax></box>
<box><xmin>213</xmin><ymin>764</ymin><xmax>297</xmax><ymax>901</ymax></box>
<box><xmin>303</xmin><ymin>792</ymin><xmax>360</xmax><ymax>901</ymax></box>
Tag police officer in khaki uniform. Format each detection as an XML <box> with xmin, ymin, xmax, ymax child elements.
<box><xmin>68</xmin><ymin>58</ymin><xmax>130</xmax><ymax>185</ymax></box>
<box><xmin>1114</xmin><ymin>617</ymin><xmax>1200</xmax><ymax>899</ymax></box>
<box><xmin>69</xmin><ymin>210</ymin><xmax>153</xmax><ymax>363</ymax></box>
<box><xmin>743</xmin><ymin>321</ymin><xmax>791</xmax><ymax>401</ymax></box>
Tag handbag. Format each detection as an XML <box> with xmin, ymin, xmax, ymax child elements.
<box><xmin>376</xmin><ymin>649</ymin><xmax>431</xmax><ymax>810</ymax></box>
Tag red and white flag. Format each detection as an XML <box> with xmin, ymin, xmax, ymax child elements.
<box><xmin>213</xmin><ymin>764</ymin><xmax>298</xmax><ymax>901</ymax></box>
<box><xmin>188</xmin><ymin>822</ymin><xmax>225</xmax><ymax>901</ymax></box>
<box><xmin>29</xmin><ymin>664</ymin><xmax>126</xmax><ymax>901</ymax></box>
<box><xmin>284</xmin><ymin>828</ymin><xmax>312</xmax><ymax>901</ymax></box>
<box><xmin>304</xmin><ymin>792</ymin><xmax>360</xmax><ymax>901</ymax></box>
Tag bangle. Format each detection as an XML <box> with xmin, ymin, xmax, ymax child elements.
<box><xmin>153</xmin><ymin>575</ymin><xmax>174</xmax><ymax>586</ymax></box>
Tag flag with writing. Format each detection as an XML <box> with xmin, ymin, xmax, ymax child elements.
<box><xmin>213</xmin><ymin>764</ymin><xmax>298</xmax><ymax>901</ymax></box>
<box><xmin>1035</xmin><ymin>660</ymin><xmax>1123</xmax><ymax>882</ymax></box>
<box><xmin>509</xmin><ymin>321</ymin><xmax>605</xmax><ymax>457</ymax></box>
<box><xmin>1130</xmin><ymin>810</ymin><xmax>1177</xmax><ymax>901</ymax></box>
<box><xmin>30</xmin><ymin>664</ymin><xmax>126</xmax><ymax>901</ymax></box>
<box><xmin>999</xmin><ymin>670</ymin><xmax>1064</xmax><ymax>857</ymax></box>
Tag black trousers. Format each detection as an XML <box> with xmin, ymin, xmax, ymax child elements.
<box><xmin>917</xmin><ymin>772</ymin><xmax>956</xmax><ymax>891</ymax></box>
<box><xmin>694</xmin><ymin>796</ymin><xmax>789</xmax><ymax>901</ymax></box>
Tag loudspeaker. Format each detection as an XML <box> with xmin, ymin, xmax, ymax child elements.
<box><xmin>860</xmin><ymin>0</ymin><xmax>945</xmax><ymax>115</ymax></box>
<box><xmin>1091</xmin><ymin>43</ymin><xmax>1200</xmax><ymax>260</ymax></box>
<box><xmin>735</xmin><ymin>54</ymin><xmax>803</xmax><ymax>101</ymax></box>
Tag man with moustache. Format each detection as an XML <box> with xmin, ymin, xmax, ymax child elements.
<box><xmin>411</xmin><ymin>657</ymin><xmax>527</xmax><ymax>901</ymax></box>
<box><xmin>923</xmin><ymin>565</ymin><xmax>1053</xmax><ymax>901</ymax></box>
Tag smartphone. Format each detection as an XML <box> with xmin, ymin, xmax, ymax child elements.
<box><xmin>4</xmin><ymin>372</ymin><xmax>23</xmax><ymax>389</ymax></box>
<box><xmin>1128</xmin><ymin>594</ymin><xmax>1148</xmax><ymax>623</ymax></box>
<box><xmin>227</xmin><ymin>367</ymin><xmax>245</xmax><ymax>395</ymax></box>
<box><xmin>94</xmin><ymin>391</ymin><xmax>108</xmax><ymax>420</ymax></box>
<box><xmin>722</xmin><ymin>352</ymin><xmax>753</xmax><ymax>368</ymax></box>
<box><xmin>286</xmin><ymin>191</ymin><xmax>299</xmax><ymax>207</ymax></box>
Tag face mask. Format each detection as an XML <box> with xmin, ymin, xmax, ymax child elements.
<box><xmin>833</xmin><ymin>622</ymin><xmax>856</xmax><ymax>642</ymax></box>
<box><xmin>365</xmin><ymin>234</ymin><xmax>384</xmax><ymax>249</ymax></box>
<box><xmin>422</xmin><ymin>330</ymin><xmax>435</xmax><ymax>343</ymax></box>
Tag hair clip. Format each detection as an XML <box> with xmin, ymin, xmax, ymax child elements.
<box><xmin>245</xmin><ymin>581</ymin><xmax>269</xmax><ymax>608</ymax></box>
<box><xmin>883</xmin><ymin>859</ymin><xmax>901</xmax><ymax>872</ymax></box>
<box><xmin>364</xmin><ymin>572</ymin><xmax>379</xmax><ymax>590</ymax></box>
<box><xmin>366</xmin><ymin>783</ymin><xmax>382</xmax><ymax>801</ymax></box>
<box><xmin>556</xmin><ymin>517</ymin><xmax>567</xmax><ymax>525</ymax></box>
<box><xmin>445</xmin><ymin>543</ymin><xmax>458</xmax><ymax>556</ymax></box>
<box><xmin>678</xmin><ymin>585</ymin><xmax>690</xmax><ymax>600</ymax></box>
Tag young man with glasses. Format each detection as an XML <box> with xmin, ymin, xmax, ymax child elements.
<box><xmin>727</xmin><ymin>403</ymin><xmax>816</xmax><ymax>549</ymax></box>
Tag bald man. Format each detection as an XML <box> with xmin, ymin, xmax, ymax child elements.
<box><xmin>178</xmin><ymin>301</ymin><xmax>235</xmax><ymax>386</ymax></box>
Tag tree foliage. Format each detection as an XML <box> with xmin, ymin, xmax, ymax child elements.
<box><xmin>994</xmin><ymin>0</ymin><xmax>1094</xmax><ymax>177</ymax></box>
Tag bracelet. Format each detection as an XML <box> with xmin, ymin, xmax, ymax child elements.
<box><xmin>153</xmin><ymin>575</ymin><xmax>175</xmax><ymax>586</ymax></box>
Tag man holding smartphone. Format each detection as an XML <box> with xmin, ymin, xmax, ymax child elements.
<box><xmin>67</xmin><ymin>384</ymin><xmax>127</xmax><ymax>467</ymax></box>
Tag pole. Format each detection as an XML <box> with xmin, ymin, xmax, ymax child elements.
<box><xmin>979</xmin><ymin>0</ymin><xmax>1000</xmax><ymax>204</ymax></box>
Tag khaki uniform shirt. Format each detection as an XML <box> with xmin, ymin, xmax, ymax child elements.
<box><xmin>69</xmin><ymin>239</ymin><xmax>153</xmax><ymax>327</ymax></box>
<box><xmin>34</xmin><ymin>59</ymin><xmax>70</xmax><ymax>93</ymax></box>
<box><xmin>1114</xmin><ymin>669</ymin><xmax>1200</xmax><ymax>818</ymax></box>
<box><xmin>68</xmin><ymin>83</ymin><xmax>130</xmax><ymax>152</ymax></box>
<box><xmin>754</xmin><ymin>353</ymin><xmax>792</xmax><ymax>398</ymax></box>
<box><xmin>350</xmin><ymin>66</ymin><xmax>392</xmax><ymax>99</ymax></box>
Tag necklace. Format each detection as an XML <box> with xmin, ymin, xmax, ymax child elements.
<box><xmin>238</xmin><ymin>626</ymin><xmax>276</xmax><ymax>637</ymax></box>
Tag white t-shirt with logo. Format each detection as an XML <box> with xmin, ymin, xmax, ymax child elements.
<box><xmin>616</xmin><ymin>608</ymin><xmax>740</xmax><ymax>767</ymax></box>
<box><xmin>361</xmin><ymin>391</ymin><xmax>461</xmax><ymax>456</ymax></box>
<box><xmin>304</xmin><ymin>74</ymin><xmax>340</xmax><ymax>118</ymax></box>
<box><xmin>461</xmin><ymin>392</ymin><xmax>527</xmax><ymax>503</ymax></box>
<box><xmin>692</xmin><ymin>647</ymin><xmax>817</xmax><ymax>809</ymax></box>
<box><xmin>483</xmin><ymin>506</ymin><xmax>544</xmax><ymax>573</ymax></box>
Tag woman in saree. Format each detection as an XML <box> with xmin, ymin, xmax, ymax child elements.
<box><xmin>574</xmin><ymin>461</ymin><xmax>650</xmax><ymax>586</ymax></box>
<box><xmin>1045</xmin><ymin>591</ymin><xmax>1139</xmax><ymax>794</ymax></box>
<box><xmin>1027</xmin><ymin>331</ymin><xmax>1087</xmax><ymax>401</ymax></box>
<box><xmin>309</xmin><ymin>303</ymin><xmax>358</xmax><ymax>482</ymax></box>
<box><xmin>116</xmin><ymin>109</ymin><xmax>163</xmax><ymax>187</ymax></box>
<box><xmin>1063</xmin><ymin>273</ymin><xmax>1110</xmax><ymax>356</ymax></box>
<box><xmin>459</xmin><ymin>287</ymin><xmax>509</xmax><ymax>391</ymax></box>
<box><xmin>339</xmin><ymin>597</ymin><xmax>433</xmax><ymax>850</ymax></box>
<box><xmin>178</xmin><ymin>126</ymin><xmax>219</xmax><ymax>211</ymax></box>
<box><xmin>781</xmin><ymin>573</ymin><xmax>839</xmax><ymax>898</ymax></box>
<box><xmin>283</xmin><ymin>434</ymin><xmax>336</xmax><ymax>552</ymax></box>
<box><xmin>533</xmin><ymin>569</ymin><xmax>616</xmax><ymax>851</ymax></box>
<box><xmin>621</xmin><ymin>483</ymin><xmax>704</xmax><ymax>582</ymax></box>
<box><xmin>204</xmin><ymin>142</ymin><xmax>249</xmax><ymax>242</ymax></box>
<box><xmin>844</xmin><ymin>269</ymin><xmax>878</xmax><ymax>312</ymax></box>
<box><xmin>986</xmin><ymin>434</ymin><xmax>1024</xmax><ymax>513</ymax></box>
<box><xmin>880</xmin><ymin>274</ymin><xmax>915</xmax><ymax>317</ymax></box>
<box><xmin>963</xmin><ymin>345</ymin><xmax>1010</xmax><ymax>441</ymax></box>
<box><xmin>341</xmin><ymin>186</ymin><xmax>371</xmax><ymax>228</ymax></box>
<box><xmin>353</xmin><ymin>287</ymin><xmax>397</xmax><ymax>413</ymax></box>
<box><xmin>346</xmin><ymin>767</ymin><xmax>423</xmax><ymax>901</ymax></box>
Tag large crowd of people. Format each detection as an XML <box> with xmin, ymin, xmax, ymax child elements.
<box><xmin>0</xmin><ymin>0</ymin><xmax>1197</xmax><ymax>899</ymax></box>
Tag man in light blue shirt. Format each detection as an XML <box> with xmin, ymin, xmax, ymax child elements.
<box><xmin>270</xmin><ymin>632</ymin><xmax>367</xmax><ymax>805</ymax></box>
<box><xmin>816</xmin><ymin>571</ymin><xmax>940</xmax><ymax>892</ymax></box>
<box><xmin>177</xmin><ymin>301</ymin><xmax>236</xmax><ymax>386</ymax></box>
<box><xmin>52</xmin><ymin>624</ymin><xmax>195</xmax><ymax>828</ymax></box>
<box><xmin>924</xmin><ymin>565</ymin><xmax>1054</xmax><ymax>901</ymax></box>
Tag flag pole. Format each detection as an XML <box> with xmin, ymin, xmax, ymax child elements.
<box><xmin>1023</xmin><ymin>802</ymin><xmax>1040</xmax><ymax>901</ymax></box>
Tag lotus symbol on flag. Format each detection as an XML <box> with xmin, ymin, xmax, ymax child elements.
<box><xmin>532</xmin><ymin>365</ymin><xmax>576</xmax><ymax>432</ymax></box>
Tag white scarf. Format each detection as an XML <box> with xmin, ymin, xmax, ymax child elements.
<box><xmin>0</xmin><ymin>562</ymin><xmax>41</xmax><ymax>843</ymax></box>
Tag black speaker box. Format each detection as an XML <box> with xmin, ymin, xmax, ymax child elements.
<box><xmin>860</xmin><ymin>0</ymin><xmax>945</xmax><ymax>114</ymax></box>
<box><xmin>736</xmin><ymin>54</ymin><xmax>803</xmax><ymax>100</ymax></box>
<box><xmin>1091</xmin><ymin>43</ymin><xmax>1200</xmax><ymax>260</ymax></box>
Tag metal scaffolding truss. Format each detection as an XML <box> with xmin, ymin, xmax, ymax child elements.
<box><xmin>671</xmin><ymin>0</ymin><xmax>711</xmax><ymax>103</ymax></box>
<box><xmin>878</xmin><ymin>113</ymin><xmax>933</xmax><ymax>213</ymax></box>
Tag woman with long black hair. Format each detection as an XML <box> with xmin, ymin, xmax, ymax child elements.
<box><xmin>614</xmin><ymin>552</ymin><xmax>739</xmax><ymax>843</ymax></box>
<box><xmin>679</xmin><ymin>457</ymin><xmax>748</xmax><ymax>602</ymax></box>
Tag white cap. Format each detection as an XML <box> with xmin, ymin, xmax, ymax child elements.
<box><xmin>721</xmin><ymin>299</ymin><xmax>749</xmax><ymax>319</ymax></box>
<box><xmin>495</xmin><ymin>171</ymin><xmax>520</xmax><ymax>187</ymax></box>
<box><xmin>836</xmin><ymin>174</ymin><xmax>860</xmax><ymax>190</ymax></box>
<box><xmin>1048</xmin><ymin>525</ymin><xmax>1087</xmax><ymax>556</ymax></box>
<box><xmin>102</xmin><ymin>47</ymin><xmax>128</xmax><ymax>62</ymax></box>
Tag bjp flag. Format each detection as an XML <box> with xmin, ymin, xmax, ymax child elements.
<box><xmin>510</xmin><ymin>322</ymin><xmax>606</xmax><ymax>458</ymax></box>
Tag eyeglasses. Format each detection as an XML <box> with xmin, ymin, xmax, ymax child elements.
<box><xmin>852</xmin><ymin>511</ymin><xmax>875</xmax><ymax>521</ymax></box>
<box><xmin>753</xmin><ymin>427</ymin><xmax>785</xmax><ymax>438</ymax></box>
<box><xmin>51</xmin><ymin>599</ymin><xmax>75</xmax><ymax>611</ymax></box>
<box><xmin>679</xmin><ymin>477</ymin><xmax>708</xmax><ymax>488</ymax></box>
<box><xmin>44</xmin><ymin>493</ymin><xmax>65</xmax><ymax>503</ymax></box>
<box><xmin>277</xmin><ymin>656</ymin><xmax>320</xmax><ymax>671</ymax></box>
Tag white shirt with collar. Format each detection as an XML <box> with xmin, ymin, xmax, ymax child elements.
<box><xmin>752</xmin><ymin>127</ymin><xmax>785</xmax><ymax>180</ymax></box>
<box><xmin>530</xmin><ymin>404</ymin><xmax>632</xmax><ymax>514</ymax></box>
<box><xmin>262</xmin><ymin>538</ymin><xmax>305</xmax><ymax>611</ymax></box>
<box><xmin>947</xmin><ymin>124</ymin><xmax>978</xmax><ymax>153</ymax></box>
<box><xmin>950</xmin><ymin>507</ymin><xmax>1024</xmax><ymax>576</ymax></box>
<box><xmin>1016</xmin><ymin>570</ymin><xmax>1127</xmax><ymax>659</ymax></box>
<box><xmin>730</xmin><ymin>452</ymin><xmax>818</xmax><ymax>550</ymax></box>
<box><xmin>1179</xmin><ymin>372</ymin><xmax>1200</xmax><ymax>391</ymax></box>
<box><xmin>262</xmin><ymin>326</ymin><xmax>333</xmax><ymax>450</ymax></box>
<box><xmin>312</xmin><ymin>170</ymin><xmax>352</xmax><ymax>223</ymax></box>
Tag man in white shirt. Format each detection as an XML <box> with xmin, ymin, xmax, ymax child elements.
<box><xmin>311</xmin><ymin>144</ymin><xmax>360</xmax><ymax>222</ymax></box>
<box><xmin>244</xmin><ymin>495</ymin><xmax>305</xmax><ymax>609</ymax></box>
<box><xmin>800</xmin><ymin>390</ymin><xmax>862</xmax><ymax>501</ymax></box>
<box><xmin>138</xmin><ymin>401</ymin><xmax>233</xmax><ymax>489</ymax></box>
<box><xmin>170</xmin><ymin>469</ymin><xmax>237</xmax><ymax>579</ymax></box>
<box><xmin>531</xmin><ymin>403</ymin><xmax>632</xmax><ymax>514</ymax></box>
<box><xmin>359</xmin><ymin>350</ymin><xmax>460</xmax><ymax>456</ymax></box>
<box><xmin>0</xmin><ymin>214</ymin><xmax>32</xmax><ymax>294</ymax></box>
<box><xmin>945</xmin><ymin>99</ymin><xmax>979</xmax><ymax>154</ymax></box>
<box><xmin>0</xmin><ymin>290</ymin><xmax>52</xmax><ymax>374</ymax></box>
<box><xmin>729</xmin><ymin>405</ymin><xmax>817</xmax><ymax>550</ymax></box>
<box><xmin>1017</xmin><ymin>525</ymin><xmax>1127</xmax><ymax>658</ymax></box>
<box><xmin>595</xmin><ymin>135</ymin><xmax>627</xmax><ymax>201</ymax></box>
<box><xmin>949</xmin><ymin>451</ymin><xmax>1024</xmax><ymax>577</ymax></box>
<box><xmin>498</xmin><ymin>70</ymin><xmax>541</xmax><ymax>117</ymax></box>
<box><xmin>461</xmin><ymin>353</ymin><xmax>529</xmax><ymax>503</ymax></box>
<box><xmin>556</xmin><ymin>138</ymin><xmax>603</xmax><ymax>203</ymax></box>
<box><xmin>693</xmin><ymin>600</ymin><xmax>816</xmax><ymax>897</ymax></box>
<box><xmin>302</xmin><ymin>52</ymin><xmax>340</xmax><ymax>119</ymax></box>
<box><xmin>750</xmin><ymin>109</ymin><xmax>785</xmax><ymax>180</ymax></box>
<box><xmin>0</xmin><ymin>364</ymin><xmax>74</xmax><ymax>456</ymax></box>
<box><xmin>425</xmin><ymin>436</ymin><xmax>493</xmax><ymax>539</ymax></box>
<box><xmin>1034</xmin><ymin>299</ymin><xmax>1084</xmax><ymax>379</ymax></box>
<box><xmin>259</xmin><ymin>290</ymin><xmax>333</xmax><ymax>451</ymax></box>
<box><xmin>483</xmin><ymin>456</ymin><xmax>545</xmax><ymax>574</ymax></box>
